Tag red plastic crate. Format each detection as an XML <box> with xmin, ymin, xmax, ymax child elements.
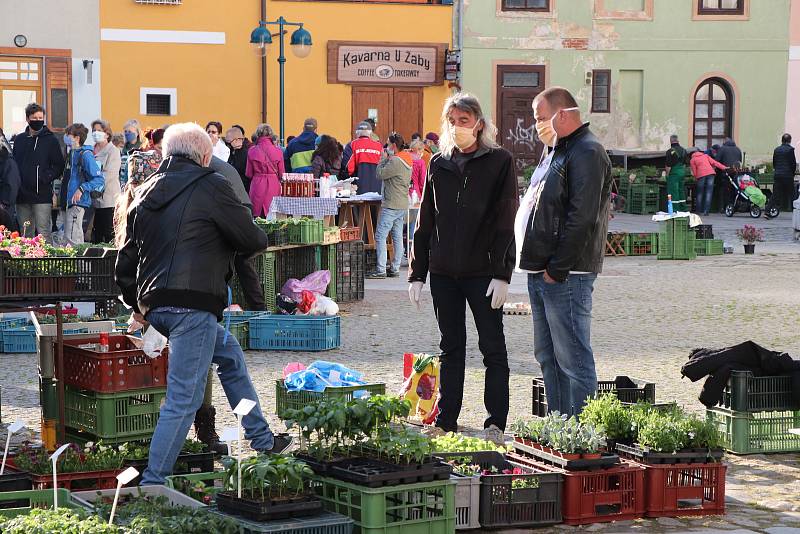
<box><xmin>58</xmin><ymin>334</ymin><xmax>168</xmax><ymax>393</ymax></box>
<box><xmin>339</xmin><ymin>226</ymin><xmax>361</xmax><ymax>242</ymax></box>
<box><xmin>641</xmin><ymin>462</ymin><xmax>726</xmax><ymax>517</ymax></box>
<box><xmin>8</xmin><ymin>459</ymin><xmax>121</xmax><ymax>491</ymax></box>
<box><xmin>508</xmin><ymin>453</ymin><xmax>645</xmax><ymax>526</ymax></box>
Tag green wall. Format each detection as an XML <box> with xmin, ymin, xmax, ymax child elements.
<box><xmin>462</xmin><ymin>0</ymin><xmax>790</xmax><ymax>161</ymax></box>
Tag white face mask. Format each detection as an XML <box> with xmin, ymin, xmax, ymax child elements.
<box><xmin>92</xmin><ymin>131</ymin><xmax>107</xmax><ymax>143</ymax></box>
<box><xmin>536</xmin><ymin>107</ymin><xmax>579</xmax><ymax>148</ymax></box>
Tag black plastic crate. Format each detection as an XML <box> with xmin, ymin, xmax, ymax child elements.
<box><xmin>365</xmin><ymin>248</ymin><xmax>377</xmax><ymax>272</ymax></box>
<box><xmin>693</xmin><ymin>224</ymin><xmax>714</xmax><ymax>239</ymax></box>
<box><xmin>336</xmin><ymin>240</ymin><xmax>365</xmax><ymax>302</ymax></box>
<box><xmin>0</xmin><ymin>468</ymin><xmax>33</xmax><ymax>493</ymax></box>
<box><xmin>275</xmin><ymin>246</ymin><xmax>321</xmax><ymax>293</ymax></box>
<box><xmin>532</xmin><ymin>376</ymin><xmax>656</xmax><ymax>416</ymax></box>
<box><xmin>94</xmin><ymin>298</ymin><xmax>124</xmax><ymax>319</ymax></box>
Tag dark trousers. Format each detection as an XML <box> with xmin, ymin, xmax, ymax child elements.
<box><xmin>714</xmin><ymin>171</ymin><xmax>729</xmax><ymax>213</ymax></box>
<box><xmin>92</xmin><ymin>207</ymin><xmax>115</xmax><ymax>244</ymax></box>
<box><xmin>234</xmin><ymin>254</ymin><xmax>266</xmax><ymax>311</ymax></box>
<box><xmin>772</xmin><ymin>177</ymin><xmax>795</xmax><ymax>212</ymax></box>
<box><xmin>429</xmin><ymin>274</ymin><xmax>509</xmax><ymax>432</ymax></box>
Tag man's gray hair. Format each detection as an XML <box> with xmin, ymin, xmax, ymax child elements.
<box><xmin>162</xmin><ymin>122</ymin><xmax>213</xmax><ymax>165</ymax></box>
<box><xmin>355</xmin><ymin>121</ymin><xmax>372</xmax><ymax>137</ymax></box>
<box><xmin>670</xmin><ymin>135</ymin><xmax>679</xmax><ymax>144</ymax></box>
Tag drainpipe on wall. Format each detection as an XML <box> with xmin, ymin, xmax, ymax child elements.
<box><xmin>449</xmin><ymin>0</ymin><xmax>463</xmax><ymax>92</ymax></box>
<box><xmin>260</xmin><ymin>0</ymin><xmax>267</xmax><ymax>124</ymax></box>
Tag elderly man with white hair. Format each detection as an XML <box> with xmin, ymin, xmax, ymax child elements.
<box><xmin>115</xmin><ymin>122</ymin><xmax>291</xmax><ymax>486</ymax></box>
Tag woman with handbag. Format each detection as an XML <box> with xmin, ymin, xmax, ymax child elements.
<box><xmin>91</xmin><ymin>119</ymin><xmax>121</xmax><ymax>243</ymax></box>
<box><xmin>246</xmin><ymin>124</ymin><xmax>285</xmax><ymax>217</ymax></box>
<box><xmin>64</xmin><ymin>123</ymin><xmax>105</xmax><ymax>245</ymax></box>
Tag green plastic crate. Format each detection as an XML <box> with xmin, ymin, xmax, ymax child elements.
<box><xmin>658</xmin><ymin>218</ymin><xmax>696</xmax><ymax>260</ymax></box>
<box><xmin>230</xmin><ymin>252</ymin><xmax>277</xmax><ymax>313</ymax></box>
<box><xmin>706</xmin><ymin>406</ymin><xmax>800</xmax><ymax>454</ymax></box>
<box><xmin>63</xmin><ymin>385</ymin><xmax>166</xmax><ymax>441</ymax></box>
<box><xmin>213</xmin><ymin>510</ymin><xmax>355</xmax><ymax>534</ymax></box>
<box><xmin>694</xmin><ymin>239</ymin><xmax>724</xmax><ymax>256</ymax></box>
<box><xmin>0</xmin><ymin>489</ymin><xmax>83</xmax><ymax>519</ymax></box>
<box><xmin>288</xmin><ymin>219</ymin><xmax>324</xmax><ymax>245</ymax></box>
<box><xmin>275</xmin><ymin>380</ymin><xmax>386</xmax><ymax>418</ymax></box>
<box><xmin>720</xmin><ymin>370</ymin><xmax>796</xmax><ymax>412</ymax></box>
<box><xmin>228</xmin><ymin>321</ymin><xmax>249</xmax><ymax>350</ymax></box>
<box><xmin>309</xmin><ymin>475</ymin><xmax>455</xmax><ymax>534</ymax></box>
<box><xmin>625</xmin><ymin>183</ymin><xmax>660</xmax><ymax>215</ymax></box>
<box><xmin>625</xmin><ymin>232</ymin><xmax>659</xmax><ymax>256</ymax></box>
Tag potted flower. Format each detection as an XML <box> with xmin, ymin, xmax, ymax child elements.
<box><xmin>735</xmin><ymin>224</ymin><xmax>764</xmax><ymax>254</ymax></box>
<box><xmin>10</xmin><ymin>441</ymin><xmax>125</xmax><ymax>490</ymax></box>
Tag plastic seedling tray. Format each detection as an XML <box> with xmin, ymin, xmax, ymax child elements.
<box><xmin>327</xmin><ymin>456</ymin><xmax>452</xmax><ymax>488</ymax></box>
<box><xmin>615</xmin><ymin>443</ymin><xmax>724</xmax><ymax>465</ymax></box>
<box><xmin>216</xmin><ymin>491</ymin><xmax>323</xmax><ymax>522</ymax></box>
<box><xmin>512</xmin><ymin>439</ymin><xmax>620</xmax><ymax>471</ymax></box>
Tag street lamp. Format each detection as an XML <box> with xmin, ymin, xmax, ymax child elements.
<box><xmin>250</xmin><ymin>17</ymin><xmax>312</xmax><ymax>146</ymax></box>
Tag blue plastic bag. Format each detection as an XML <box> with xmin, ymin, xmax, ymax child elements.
<box><xmin>284</xmin><ymin>361</ymin><xmax>365</xmax><ymax>392</ymax></box>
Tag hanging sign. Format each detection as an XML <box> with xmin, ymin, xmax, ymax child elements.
<box><xmin>328</xmin><ymin>41</ymin><xmax>447</xmax><ymax>86</ymax></box>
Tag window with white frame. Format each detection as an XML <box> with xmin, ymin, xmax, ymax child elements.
<box><xmin>140</xmin><ymin>88</ymin><xmax>177</xmax><ymax>116</ymax></box>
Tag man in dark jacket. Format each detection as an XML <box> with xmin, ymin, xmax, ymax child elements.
<box><xmin>715</xmin><ymin>137</ymin><xmax>742</xmax><ymax>168</ymax></box>
<box><xmin>0</xmin><ymin>129</ymin><xmax>20</xmax><ymax>229</ymax></box>
<box><xmin>664</xmin><ymin>135</ymin><xmax>688</xmax><ymax>212</ymax></box>
<box><xmin>226</xmin><ymin>125</ymin><xmax>251</xmax><ymax>192</ymax></box>
<box><xmin>11</xmin><ymin>103</ymin><xmax>64</xmax><ymax>241</ymax></box>
<box><xmin>517</xmin><ymin>87</ymin><xmax>611</xmax><ymax>417</ymax></box>
<box><xmin>284</xmin><ymin>118</ymin><xmax>317</xmax><ymax>173</ymax></box>
<box><xmin>409</xmin><ymin>93</ymin><xmax>518</xmax><ymax>444</ymax></box>
<box><xmin>115</xmin><ymin>123</ymin><xmax>290</xmax><ymax>485</ymax></box>
<box><xmin>771</xmin><ymin>133</ymin><xmax>797</xmax><ymax>212</ymax></box>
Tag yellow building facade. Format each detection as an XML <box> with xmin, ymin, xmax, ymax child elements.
<box><xmin>100</xmin><ymin>0</ymin><xmax>453</xmax><ymax>144</ymax></box>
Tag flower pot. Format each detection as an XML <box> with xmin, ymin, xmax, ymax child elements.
<box><xmin>559</xmin><ymin>452</ymin><xmax>581</xmax><ymax>461</ymax></box>
<box><xmin>581</xmin><ymin>453</ymin><xmax>602</xmax><ymax>460</ymax></box>
<box><xmin>743</xmin><ymin>244</ymin><xmax>755</xmax><ymax>254</ymax></box>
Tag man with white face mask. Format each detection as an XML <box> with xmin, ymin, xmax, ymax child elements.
<box><xmin>517</xmin><ymin>87</ymin><xmax>611</xmax><ymax>417</ymax></box>
<box><xmin>409</xmin><ymin>93</ymin><xmax>519</xmax><ymax>445</ymax></box>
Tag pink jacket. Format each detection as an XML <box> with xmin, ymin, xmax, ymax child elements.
<box><xmin>690</xmin><ymin>151</ymin><xmax>726</xmax><ymax>179</ymax></box>
<box><xmin>409</xmin><ymin>157</ymin><xmax>426</xmax><ymax>199</ymax></box>
<box><xmin>246</xmin><ymin>137</ymin><xmax>285</xmax><ymax>181</ymax></box>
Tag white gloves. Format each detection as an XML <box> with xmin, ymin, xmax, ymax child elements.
<box><xmin>408</xmin><ymin>282</ymin><xmax>424</xmax><ymax>310</ymax></box>
<box><xmin>486</xmin><ymin>279</ymin><xmax>509</xmax><ymax>309</ymax></box>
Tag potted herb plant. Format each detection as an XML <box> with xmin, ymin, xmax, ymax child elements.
<box><xmin>123</xmin><ymin>439</ymin><xmax>213</xmax><ymax>485</ymax></box>
<box><xmin>735</xmin><ymin>224</ymin><xmax>764</xmax><ymax>254</ymax></box>
<box><xmin>11</xmin><ymin>441</ymin><xmax>125</xmax><ymax>490</ymax></box>
<box><xmin>217</xmin><ymin>454</ymin><xmax>321</xmax><ymax>521</ymax></box>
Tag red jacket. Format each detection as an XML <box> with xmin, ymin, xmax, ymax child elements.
<box><xmin>690</xmin><ymin>151</ymin><xmax>726</xmax><ymax>179</ymax></box>
<box><xmin>346</xmin><ymin>136</ymin><xmax>382</xmax><ymax>175</ymax></box>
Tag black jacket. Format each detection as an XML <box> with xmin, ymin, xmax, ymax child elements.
<box><xmin>11</xmin><ymin>126</ymin><xmax>65</xmax><ymax>204</ymax></box>
<box><xmin>228</xmin><ymin>142</ymin><xmax>251</xmax><ymax>192</ymax></box>
<box><xmin>518</xmin><ymin>124</ymin><xmax>611</xmax><ymax>282</ymax></box>
<box><xmin>0</xmin><ymin>155</ymin><xmax>20</xmax><ymax>209</ymax></box>
<box><xmin>409</xmin><ymin>146</ymin><xmax>519</xmax><ymax>283</ymax></box>
<box><xmin>115</xmin><ymin>156</ymin><xmax>268</xmax><ymax>320</ymax></box>
<box><xmin>772</xmin><ymin>143</ymin><xmax>797</xmax><ymax>180</ymax></box>
<box><xmin>715</xmin><ymin>140</ymin><xmax>742</xmax><ymax>168</ymax></box>
<box><xmin>681</xmin><ymin>341</ymin><xmax>800</xmax><ymax>409</ymax></box>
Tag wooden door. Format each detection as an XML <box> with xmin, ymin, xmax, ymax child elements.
<box><xmin>392</xmin><ymin>88</ymin><xmax>423</xmax><ymax>143</ymax></box>
<box><xmin>497</xmin><ymin>65</ymin><xmax>545</xmax><ymax>175</ymax></box>
<box><xmin>352</xmin><ymin>87</ymin><xmax>392</xmax><ymax>143</ymax></box>
<box><xmin>44</xmin><ymin>57</ymin><xmax>71</xmax><ymax>133</ymax></box>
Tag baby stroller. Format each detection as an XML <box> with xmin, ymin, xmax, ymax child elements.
<box><xmin>724</xmin><ymin>170</ymin><xmax>779</xmax><ymax>219</ymax></box>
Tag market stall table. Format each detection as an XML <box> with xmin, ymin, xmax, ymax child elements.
<box><xmin>269</xmin><ymin>196</ymin><xmax>340</xmax><ymax>226</ymax></box>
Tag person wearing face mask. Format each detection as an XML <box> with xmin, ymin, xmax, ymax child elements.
<box><xmin>0</xmin><ymin>129</ymin><xmax>21</xmax><ymax>230</ymax></box>
<box><xmin>517</xmin><ymin>87</ymin><xmax>611</xmax><ymax>417</ymax></box>
<box><xmin>115</xmin><ymin>122</ymin><xmax>290</xmax><ymax>486</ymax></box>
<box><xmin>11</xmin><ymin>103</ymin><xmax>65</xmax><ymax>241</ymax></box>
<box><xmin>206</xmin><ymin>121</ymin><xmax>230</xmax><ymax>162</ymax></box>
<box><xmin>120</xmin><ymin>119</ymin><xmax>149</xmax><ymax>187</ymax></box>
<box><xmin>226</xmin><ymin>126</ymin><xmax>252</xmax><ymax>192</ymax></box>
<box><xmin>63</xmin><ymin>123</ymin><xmax>106</xmax><ymax>246</ymax></box>
<box><xmin>367</xmin><ymin>133</ymin><xmax>412</xmax><ymax>279</ymax></box>
<box><xmin>408</xmin><ymin>93</ymin><xmax>518</xmax><ymax>444</ymax></box>
<box><xmin>90</xmin><ymin>119</ymin><xmax>121</xmax><ymax>244</ymax></box>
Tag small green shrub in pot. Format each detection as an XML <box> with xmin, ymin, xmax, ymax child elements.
<box><xmin>580</xmin><ymin>394</ymin><xmax>634</xmax><ymax>442</ymax></box>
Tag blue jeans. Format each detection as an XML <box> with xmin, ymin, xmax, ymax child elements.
<box><xmin>696</xmin><ymin>175</ymin><xmax>715</xmax><ymax>215</ymax></box>
<box><xmin>375</xmin><ymin>207</ymin><xmax>405</xmax><ymax>273</ymax></box>
<box><xmin>141</xmin><ymin>309</ymin><xmax>274</xmax><ymax>485</ymax></box>
<box><xmin>528</xmin><ymin>273</ymin><xmax>598</xmax><ymax>417</ymax></box>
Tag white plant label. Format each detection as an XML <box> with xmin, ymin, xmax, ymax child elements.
<box><xmin>0</xmin><ymin>420</ymin><xmax>25</xmax><ymax>476</ymax></box>
<box><xmin>233</xmin><ymin>398</ymin><xmax>256</xmax><ymax>416</ymax></box>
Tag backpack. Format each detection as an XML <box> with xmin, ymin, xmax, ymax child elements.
<box><xmin>127</xmin><ymin>150</ymin><xmax>162</xmax><ymax>186</ymax></box>
<box><xmin>74</xmin><ymin>148</ymin><xmax>105</xmax><ymax>199</ymax></box>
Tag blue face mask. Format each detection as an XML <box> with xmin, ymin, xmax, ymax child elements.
<box><xmin>63</xmin><ymin>134</ymin><xmax>72</xmax><ymax>147</ymax></box>
<box><xmin>124</xmin><ymin>131</ymin><xmax>137</xmax><ymax>143</ymax></box>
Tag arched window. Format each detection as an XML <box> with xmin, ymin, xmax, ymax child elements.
<box><xmin>693</xmin><ymin>78</ymin><xmax>733</xmax><ymax>151</ymax></box>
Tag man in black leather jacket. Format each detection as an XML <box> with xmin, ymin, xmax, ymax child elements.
<box><xmin>115</xmin><ymin>123</ymin><xmax>290</xmax><ymax>486</ymax></box>
<box><xmin>517</xmin><ymin>87</ymin><xmax>611</xmax><ymax>417</ymax></box>
<box><xmin>771</xmin><ymin>133</ymin><xmax>797</xmax><ymax>213</ymax></box>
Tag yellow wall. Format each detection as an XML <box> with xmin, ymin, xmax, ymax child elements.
<box><xmin>100</xmin><ymin>0</ymin><xmax>452</xmax><ymax>144</ymax></box>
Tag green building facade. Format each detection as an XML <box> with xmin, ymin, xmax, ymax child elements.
<box><xmin>459</xmin><ymin>0</ymin><xmax>791</xmax><ymax>170</ymax></box>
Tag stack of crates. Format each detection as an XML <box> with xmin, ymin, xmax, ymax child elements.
<box><xmin>625</xmin><ymin>183</ymin><xmax>660</xmax><ymax>215</ymax></box>
<box><xmin>706</xmin><ymin>370</ymin><xmax>800</xmax><ymax>454</ymax></box>
<box><xmin>694</xmin><ymin>239</ymin><xmax>724</xmax><ymax>256</ymax></box>
<box><xmin>625</xmin><ymin>233</ymin><xmax>659</xmax><ymax>256</ymax></box>
<box><xmin>0</xmin><ymin>316</ymin><xmax>35</xmax><ymax>353</ymax></box>
<box><xmin>333</xmin><ymin>240</ymin><xmax>365</xmax><ymax>303</ymax></box>
<box><xmin>230</xmin><ymin>251</ymin><xmax>277</xmax><ymax>312</ymax></box>
<box><xmin>54</xmin><ymin>334</ymin><xmax>169</xmax><ymax>446</ymax></box>
<box><xmin>657</xmin><ymin>217</ymin><xmax>696</xmax><ymax>260</ymax></box>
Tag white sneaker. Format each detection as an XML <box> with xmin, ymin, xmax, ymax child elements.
<box><xmin>484</xmin><ymin>424</ymin><xmax>506</xmax><ymax>446</ymax></box>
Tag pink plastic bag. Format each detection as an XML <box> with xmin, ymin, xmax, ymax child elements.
<box><xmin>283</xmin><ymin>362</ymin><xmax>306</xmax><ymax>378</ymax></box>
<box><xmin>280</xmin><ymin>270</ymin><xmax>331</xmax><ymax>302</ymax></box>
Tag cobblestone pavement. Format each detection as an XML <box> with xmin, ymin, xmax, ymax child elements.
<box><xmin>2</xmin><ymin>213</ymin><xmax>799</xmax><ymax>532</ymax></box>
